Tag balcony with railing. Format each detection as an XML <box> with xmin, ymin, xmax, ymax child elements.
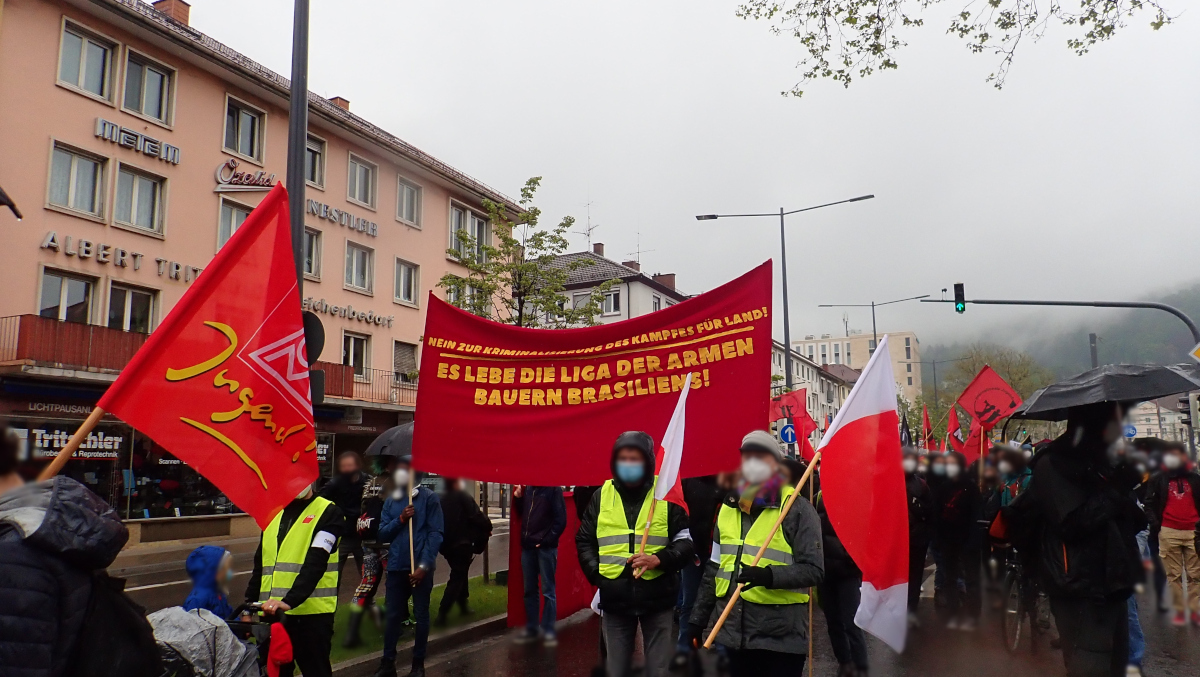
<box><xmin>315</xmin><ymin>361</ymin><xmax>418</xmax><ymax>408</ymax></box>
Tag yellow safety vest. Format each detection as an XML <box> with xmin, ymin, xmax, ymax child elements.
<box><xmin>596</xmin><ymin>478</ymin><xmax>670</xmax><ymax>580</ymax></box>
<box><xmin>260</xmin><ymin>496</ymin><xmax>340</xmax><ymax>615</ymax></box>
<box><xmin>714</xmin><ymin>485</ymin><xmax>808</xmax><ymax>604</ymax></box>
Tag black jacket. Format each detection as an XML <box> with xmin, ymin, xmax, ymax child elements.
<box><xmin>575</xmin><ymin>438</ymin><xmax>694</xmax><ymax>616</ymax></box>
<box><xmin>932</xmin><ymin>476</ymin><xmax>981</xmax><ymax>544</ymax></box>
<box><xmin>682</xmin><ymin>477</ymin><xmax>726</xmax><ymax>562</ymax></box>
<box><xmin>0</xmin><ymin>477</ymin><xmax>129</xmax><ymax>677</ymax></box>
<box><xmin>905</xmin><ymin>472</ymin><xmax>935</xmax><ymax>544</ymax></box>
<box><xmin>319</xmin><ymin>471</ymin><xmax>365</xmax><ymax>536</ymax></box>
<box><xmin>514</xmin><ymin>486</ymin><xmax>567</xmax><ymax>550</ymax></box>
<box><xmin>246</xmin><ymin>496</ymin><xmax>344</xmax><ymax>610</ymax></box>
<box><xmin>1142</xmin><ymin>468</ymin><xmax>1200</xmax><ymax>532</ymax></box>
<box><xmin>816</xmin><ymin>493</ymin><xmax>861</xmax><ymax>580</ymax></box>
<box><xmin>439</xmin><ymin>488</ymin><xmax>492</xmax><ymax>553</ymax></box>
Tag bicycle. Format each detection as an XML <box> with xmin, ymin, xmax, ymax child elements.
<box><xmin>999</xmin><ymin>555</ymin><xmax>1051</xmax><ymax>655</ymax></box>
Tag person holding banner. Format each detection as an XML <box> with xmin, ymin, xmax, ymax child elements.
<box><xmin>687</xmin><ymin>431</ymin><xmax>824</xmax><ymax>676</ymax></box>
<box><xmin>576</xmin><ymin>431</ymin><xmax>694</xmax><ymax>677</ymax></box>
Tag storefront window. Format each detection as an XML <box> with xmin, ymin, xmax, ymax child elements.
<box><xmin>125</xmin><ymin>437</ymin><xmax>242</xmax><ymax>519</ymax></box>
<box><xmin>10</xmin><ymin>417</ymin><xmax>127</xmax><ymax>509</ymax></box>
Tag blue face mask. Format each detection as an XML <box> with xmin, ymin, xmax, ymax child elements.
<box><xmin>616</xmin><ymin>461</ymin><xmax>645</xmax><ymax>484</ymax></box>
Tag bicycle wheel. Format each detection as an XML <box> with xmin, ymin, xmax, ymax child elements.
<box><xmin>1000</xmin><ymin>570</ymin><xmax>1026</xmax><ymax>654</ymax></box>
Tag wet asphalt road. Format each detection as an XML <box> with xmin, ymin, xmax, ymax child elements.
<box><xmin>419</xmin><ymin>585</ymin><xmax>1197</xmax><ymax>677</ymax></box>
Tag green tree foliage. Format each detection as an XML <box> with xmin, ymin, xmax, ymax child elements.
<box><xmin>438</xmin><ymin>177</ymin><xmax>616</xmax><ymax>328</ymax></box>
<box><xmin>736</xmin><ymin>0</ymin><xmax>1172</xmax><ymax>95</ymax></box>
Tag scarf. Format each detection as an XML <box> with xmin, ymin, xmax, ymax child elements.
<box><xmin>737</xmin><ymin>472</ymin><xmax>785</xmax><ymax>514</ymax></box>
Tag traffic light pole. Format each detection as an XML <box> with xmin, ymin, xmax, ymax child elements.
<box><xmin>923</xmin><ymin>298</ymin><xmax>1200</xmax><ymax>345</ymax></box>
<box><xmin>286</xmin><ymin>0</ymin><xmax>310</xmax><ymax>294</ymax></box>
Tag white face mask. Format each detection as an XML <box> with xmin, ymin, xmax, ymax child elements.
<box><xmin>945</xmin><ymin>464</ymin><xmax>962</xmax><ymax>479</ymax></box>
<box><xmin>295</xmin><ymin>485</ymin><xmax>313</xmax><ymax>500</ymax></box>
<box><xmin>1023</xmin><ymin>450</ymin><xmax>1033</xmax><ymax>460</ymax></box>
<box><xmin>997</xmin><ymin>461</ymin><xmax>1013</xmax><ymax>476</ymax></box>
<box><xmin>901</xmin><ymin>459</ymin><xmax>917</xmax><ymax>474</ymax></box>
<box><xmin>741</xmin><ymin>457</ymin><xmax>773</xmax><ymax>485</ymax></box>
<box><xmin>393</xmin><ymin>468</ymin><xmax>411</xmax><ymax>487</ymax></box>
<box><xmin>1163</xmin><ymin>454</ymin><xmax>1183</xmax><ymax>470</ymax></box>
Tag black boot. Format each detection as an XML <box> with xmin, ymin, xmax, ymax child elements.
<box><xmin>434</xmin><ymin>609</ymin><xmax>448</xmax><ymax>627</ymax></box>
<box><xmin>343</xmin><ymin>609</ymin><xmax>364</xmax><ymax>648</ymax></box>
<box><xmin>373</xmin><ymin>657</ymin><xmax>397</xmax><ymax>677</ymax></box>
<box><xmin>406</xmin><ymin>658</ymin><xmax>425</xmax><ymax>677</ymax></box>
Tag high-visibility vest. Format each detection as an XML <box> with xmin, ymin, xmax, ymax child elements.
<box><xmin>596</xmin><ymin>478</ymin><xmax>670</xmax><ymax>580</ymax></box>
<box><xmin>714</xmin><ymin>485</ymin><xmax>808</xmax><ymax>604</ymax></box>
<box><xmin>260</xmin><ymin>496</ymin><xmax>340</xmax><ymax>615</ymax></box>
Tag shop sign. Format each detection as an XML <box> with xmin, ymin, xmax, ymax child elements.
<box><xmin>214</xmin><ymin>158</ymin><xmax>276</xmax><ymax>192</ymax></box>
<box><xmin>95</xmin><ymin>118</ymin><xmax>181</xmax><ymax>165</ymax></box>
<box><xmin>40</xmin><ymin>231</ymin><xmax>204</xmax><ymax>283</ymax></box>
<box><xmin>16</xmin><ymin>426</ymin><xmax>123</xmax><ymax>460</ymax></box>
<box><xmin>307</xmin><ymin>199</ymin><xmax>378</xmax><ymax>237</ymax></box>
<box><xmin>303</xmin><ymin>296</ymin><xmax>394</xmax><ymax>327</ymax></box>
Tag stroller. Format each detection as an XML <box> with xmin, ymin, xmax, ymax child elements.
<box><xmin>149</xmin><ymin>602</ymin><xmax>275</xmax><ymax>677</ymax></box>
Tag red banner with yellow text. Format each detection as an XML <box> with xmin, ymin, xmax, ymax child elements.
<box><xmin>412</xmin><ymin>262</ymin><xmax>773</xmax><ymax>485</ymax></box>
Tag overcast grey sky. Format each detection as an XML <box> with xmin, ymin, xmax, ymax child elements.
<box><xmin>192</xmin><ymin>0</ymin><xmax>1200</xmax><ymax>346</ymax></box>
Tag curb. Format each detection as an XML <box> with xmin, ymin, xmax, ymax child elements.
<box><xmin>332</xmin><ymin>614</ymin><xmax>509</xmax><ymax>677</ymax></box>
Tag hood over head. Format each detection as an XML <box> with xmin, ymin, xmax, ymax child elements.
<box><xmin>185</xmin><ymin>545</ymin><xmax>229</xmax><ymax>588</ymax></box>
<box><xmin>611</xmin><ymin>431</ymin><xmax>656</xmax><ymax>488</ymax></box>
<box><xmin>0</xmin><ymin>475</ymin><xmax>127</xmax><ymax>569</ymax></box>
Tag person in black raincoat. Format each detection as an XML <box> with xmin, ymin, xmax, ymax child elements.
<box><xmin>903</xmin><ymin>448</ymin><xmax>934</xmax><ymax>621</ymax></box>
<box><xmin>932</xmin><ymin>451</ymin><xmax>981</xmax><ymax>629</ymax></box>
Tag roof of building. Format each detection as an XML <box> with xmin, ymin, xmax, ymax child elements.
<box><xmin>548</xmin><ymin>251</ymin><xmax>689</xmax><ymax>301</ymax></box>
<box><xmin>96</xmin><ymin>0</ymin><xmax>519</xmax><ymax>211</ymax></box>
<box><xmin>821</xmin><ymin>364</ymin><xmax>861</xmax><ymax>384</ymax></box>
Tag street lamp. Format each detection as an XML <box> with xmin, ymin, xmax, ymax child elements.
<box><xmin>818</xmin><ymin>294</ymin><xmax>929</xmax><ymax>351</ymax></box>
<box><xmin>695</xmin><ymin>194</ymin><xmax>875</xmax><ymax>453</ymax></box>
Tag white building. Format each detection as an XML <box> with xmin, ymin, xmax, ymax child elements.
<box><xmin>793</xmin><ymin>330</ymin><xmax>922</xmax><ymax>403</ymax></box>
<box><xmin>771</xmin><ymin>341</ymin><xmax>851</xmax><ymax>444</ymax></box>
<box><xmin>1128</xmin><ymin>398</ymin><xmax>1191</xmax><ymax>443</ymax></box>
<box><xmin>549</xmin><ymin>243</ymin><xmax>687</xmax><ymax>323</ymax></box>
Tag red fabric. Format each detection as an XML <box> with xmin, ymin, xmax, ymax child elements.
<box><xmin>921</xmin><ymin>405</ymin><xmax>932</xmax><ymax>450</ymax></box>
<box><xmin>506</xmin><ymin>492</ymin><xmax>595</xmax><ymax>628</ymax></box>
<box><xmin>769</xmin><ymin>389</ymin><xmax>806</xmax><ymax>423</ymax></box>
<box><xmin>955</xmin><ymin>366</ymin><xmax>1022</xmax><ymax>432</ymax></box>
<box><xmin>962</xmin><ymin>421</ymin><xmax>987</xmax><ymax>465</ymax></box>
<box><xmin>413</xmin><ymin>263</ymin><xmax>771</xmax><ymax>485</ymax></box>
<box><xmin>654</xmin><ymin>446</ymin><xmax>688</xmax><ymax>514</ymax></box>
<box><xmin>947</xmin><ymin>407</ymin><xmax>965</xmax><ymax>454</ymax></box>
<box><xmin>1163</xmin><ymin>478</ymin><xmax>1200</xmax><ymax>531</ymax></box>
<box><xmin>98</xmin><ymin>184</ymin><xmax>316</xmax><ymax>528</ymax></box>
<box><xmin>266</xmin><ymin>622</ymin><xmax>293</xmax><ymax>677</ymax></box>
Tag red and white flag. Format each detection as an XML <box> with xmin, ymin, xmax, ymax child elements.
<box><xmin>817</xmin><ymin>335</ymin><xmax>908</xmax><ymax>652</ymax></box>
<box><xmin>653</xmin><ymin>372</ymin><xmax>691</xmax><ymax>513</ymax></box>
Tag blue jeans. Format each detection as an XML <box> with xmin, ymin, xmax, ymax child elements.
<box><xmin>521</xmin><ymin>546</ymin><xmax>557</xmax><ymax>634</ymax></box>
<box><xmin>1128</xmin><ymin>595</ymin><xmax>1145</xmax><ymax>667</ymax></box>
<box><xmin>676</xmin><ymin>557</ymin><xmax>703</xmax><ymax>651</ymax></box>
<box><xmin>383</xmin><ymin>569</ymin><xmax>433</xmax><ymax>661</ymax></box>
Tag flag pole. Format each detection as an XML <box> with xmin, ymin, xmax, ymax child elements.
<box><xmin>37</xmin><ymin>406</ymin><xmax>105</xmax><ymax>481</ymax></box>
<box><xmin>806</xmin><ymin>449</ymin><xmax>818</xmax><ymax>677</ymax></box>
<box><xmin>408</xmin><ymin>471</ymin><xmax>416</xmax><ymax>568</ymax></box>
<box><xmin>632</xmin><ymin>498</ymin><xmax>658</xmax><ymax>579</ymax></box>
<box><xmin>704</xmin><ymin>451</ymin><xmax>821</xmax><ymax>649</ymax></box>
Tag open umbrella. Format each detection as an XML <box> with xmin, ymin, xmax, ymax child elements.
<box><xmin>1011</xmin><ymin>363</ymin><xmax>1200</xmax><ymax>421</ymax></box>
<box><xmin>364</xmin><ymin>422</ymin><xmax>413</xmax><ymax>458</ymax></box>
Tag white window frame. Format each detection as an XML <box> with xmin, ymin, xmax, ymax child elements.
<box><xmin>394</xmin><ymin>258</ymin><xmax>420</xmax><ymax>307</ymax></box>
<box><xmin>56</xmin><ymin>19</ymin><xmax>118</xmax><ymax>104</ymax></box>
<box><xmin>302</xmin><ymin>227</ymin><xmax>322</xmax><ymax>280</ymax></box>
<box><xmin>652</xmin><ymin>295</ymin><xmax>661</xmax><ymax>312</ymax></box>
<box><xmin>107</xmin><ymin>283</ymin><xmax>157</xmax><ymax>334</ymax></box>
<box><xmin>113</xmin><ymin>162</ymin><xmax>166</xmax><ymax>236</ymax></box>
<box><xmin>222</xmin><ymin>94</ymin><xmax>266</xmax><ymax>164</ymax></box>
<box><xmin>38</xmin><ymin>268</ymin><xmax>95</xmax><ymax>324</ymax></box>
<box><xmin>347</xmin><ymin>153</ymin><xmax>377</xmax><ymax>209</ymax></box>
<box><xmin>121</xmin><ymin>49</ymin><xmax>175</xmax><ymax>127</ymax></box>
<box><xmin>305</xmin><ymin>133</ymin><xmax>326</xmax><ymax>189</ymax></box>
<box><xmin>46</xmin><ymin>141</ymin><xmax>107</xmax><ymax>220</ymax></box>
<box><xmin>217</xmin><ymin>197</ymin><xmax>252</xmax><ymax>250</ymax></box>
<box><xmin>396</xmin><ymin>176</ymin><xmax>422</xmax><ymax>227</ymax></box>
<box><xmin>344</xmin><ymin>240</ymin><xmax>374</xmax><ymax>294</ymax></box>
<box><xmin>343</xmin><ymin>331</ymin><xmax>371</xmax><ymax>380</ymax></box>
<box><xmin>601</xmin><ymin>289</ymin><xmax>621</xmax><ymax>316</ymax></box>
<box><xmin>447</xmin><ymin>201</ymin><xmax>489</xmax><ymax>260</ymax></box>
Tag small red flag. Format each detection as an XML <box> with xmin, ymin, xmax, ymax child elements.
<box><xmin>947</xmin><ymin>406</ymin><xmax>965</xmax><ymax>454</ymax></box>
<box><xmin>99</xmin><ymin>184</ymin><xmax>316</xmax><ymax>527</ymax></box>
<box><xmin>956</xmin><ymin>366</ymin><xmax>1022</xmax><ymax>432</ymax></box>
<box><xmin>769</xmin><ymin>389</ymin><xmax>806</xmax><ymax>423</ymax></box>
<box><xmin>921</xmin><ymin>405</ymin><xmax>932</xmax><ymax>450</ymax></box>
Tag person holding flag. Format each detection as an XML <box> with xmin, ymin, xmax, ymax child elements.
<box><xmin>576</xmin><ymin>382</ymin><xmax>696</xmax><ymax>677</ymax></box>
<box><xmin>688</xmin><ymin>431</ymin><xmax>824</xmax><ymax>676</ymax></box>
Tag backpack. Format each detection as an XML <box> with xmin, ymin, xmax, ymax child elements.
<box><xmin>70</xmin><ymin>572</ymin><xmax>162</xmax><ymax>677</ymax></box>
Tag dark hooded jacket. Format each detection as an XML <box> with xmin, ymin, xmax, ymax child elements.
<box><xmin>183</xmin><ymin>545</ymin><xmax>234</xmax><ymax>619</ymax></box>
<box><xmin>514</xmin><ymin>486</ymin><xmax>567</xmax><ymax>550</ymax></box>
<box><xmin>932</xmin><ymin>453</ymin><xmax>981</xmax><ymax>545</ymax></box>
<box><xmin>0</xmin><ymin>477</ymin><xmax>129</xmax><ymax>677</ymax></box>
<box><xmin>576</xmin><ymin>431</ymin><xmax>694</xmax><ymax>616</ymax></box>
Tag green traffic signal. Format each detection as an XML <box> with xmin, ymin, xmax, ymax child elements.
<box><xmin>953</xmin><ymin>283</ymin><xmax>966</xmax><ymax>314</ymax></box>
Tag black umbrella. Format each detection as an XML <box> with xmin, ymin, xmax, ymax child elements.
<box><xmin>1011</xmin><ymin>363</ymin><xmax>1200</xmax><ymax>421</ymax></box>
<box><xmin>364</xmin><ymin>422</ymin><xmax>413</xmax><ymax>458</ymax></box>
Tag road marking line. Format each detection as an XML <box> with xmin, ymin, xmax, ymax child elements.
<box><xmin>126</xmin><ymin>570</ymin><xmax>252</xmax><ymax>592</ymax></box>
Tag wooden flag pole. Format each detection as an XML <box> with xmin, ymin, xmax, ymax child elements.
<box><xmin>632</xmin><ymin>496</ymin><xmax>658</xmax><ymax>579</ymax></box>
<box><xmin>704</xmin><ymin>452</ymin><xmax>822</xmax><ymax>649</ymax></box>
<box><xmin>37</xmin><ymin>406</ymin><xmax>105</xmax><ymax>481</ymax></box>
<box><xmin>978</xmin><ymin>429</ymin><xmax>986</xmax><ymax>490</ymax></box>
<box><xmin>408</xmin><ymin>470</ymin><xmax>416</xmax><ymax>569</ymax></box>
<box><xmin>807</xmin><ymin>454</ymin><xmax>817</xmax><ymax>677</ymax></box>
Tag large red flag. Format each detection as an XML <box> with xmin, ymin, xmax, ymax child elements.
<box><xmin>818</xmin><ymin>335</ymin><xmax>908</xmax><ymax>652</ymax></box>
<box><xmin>956</xmin><ymin>366</ymin><xmax>1022</xmax><ymax>432</ymax></box>
<box><xmin>99</xmin><ymin>184</ymin><xmax>316</xmax><ymax>527</ymax></box>
<box><xmin>947</xmin><ymin>406</ymin><xmax>965</xmax><ymax>453</ymax></box>
<box><xmin>769</xmin><ymin>389</ymin><xmax>805</xmax><ymax>422</ymax></box>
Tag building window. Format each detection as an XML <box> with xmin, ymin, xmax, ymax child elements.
<box><xmin>906</xmin><ymin>363</ymin><xmax>912</xmax><ymax>373</ymax></box>
<box><xmin>602</xmin><ymin>290</ymin><xmax>621</xmax><ymax>315</ymax></box>
<box><xmin>833</xmin><ymin>344</ymin><xmax>841</xmax><ymax>365</ymax></box>
<box><xmin>49</xmin><ymin>145</ymin><xmax>104</xmax><ymax>216</ymax></box>
<box><xmin>397</xmin><ymin>178</ymin><xmax>422</xmax><ymax>226</ymax></box>
<box><xmin>114</xmin><ymin>165</ymin><xmax>164</xmax><ymax>233</ymax></box>
<box><xmin>108</xmin><ymin>284</ymin><xmax>154</xmax><ymax>333</ymax></box>
<box><xmin>905</xmin><ymin>337</ymin><xmax>911</xmax><ymax>347</ymax></box>
<box><xmin>347</xmin><ymin>155</ymin><xmax>376</xmax><ymax>207</ymax></box>
<box><xmin>58</xmin><ymin>24</ymin><xmax>113</xmax><ymax>99</ymax></box>
<box><xmin>820</xmin><ymin>345</ymin><xmax>827</xmax><ymax>364</ymax></box>
<box><xmin>905</xmin><ymin>346</ymin><xmax>912</xmax><ymax>359</ymax></box>
<box><xmin>39</xmin><ymin>270</ymin><xmax>92</xmax><ymax>323</ymax></box>
<box><xmin>218</xmin><ymin>199</ymin><xmax>251</xmax><ymax>248</ymax></box>
<box><xmin>807</xmin><ymin>345</ymin><xmax>814</xmax><ymax>360</ymax></box>
<box><xmin>302</xmin><ymin>228</ymin><xmax>321</xmax><ymax>278</ymax></box>
<box><xmin>224</xmin><ymin>97</ymin><xmax>263</xmax><ymax>161</ymax></box>
<box><xmin>449</xmin><ymin>204</ymin><xmax>489</xmax><ymax>259</ymax></box>
<box><xmin>123</xmin><ymin>54</ymin><xmax>171</xmax><ymax>123</ymax></box>
<box><xmin>393</xmin><ymin>341</ymin><xmax>418</xmax><ymax>383</ymax></box>
<box><xmin>907</xmin><ymin>377</ymin><xmax>913</xmax><ymax>386</ymax></box>
<box><xmin>305</xmin><ymin>135</ymin><xmax>325</xmax><ymax>187</ymax></box>
<box><xmin>345</xmin><ymin>242</ymin><xmax>373</xmax><ymax>292</ymax></box>
<box><xmin>652</xmin><ymin>295</ymin><xmax>661</xmax><ymax>312</ymax></box>
<box><xmin>395</xmin><ymin>259</ymin><xmax>419</xmax><ymax>305</ymax></box>
<box><xmin>343</xmin><ymin>332</ymin><xmax>370</xmax><ymax>377</ymax></box>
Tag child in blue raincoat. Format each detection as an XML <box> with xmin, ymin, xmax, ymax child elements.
<box><xmin>182</xmin><ymin>545</ymin><xmax>235</xmax><ymax>618</ymax></box>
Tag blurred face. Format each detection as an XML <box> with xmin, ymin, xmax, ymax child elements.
<box><xmin>1163</xmin><ymin>449</ymin><xmax>1187</xmax><ymax>470</ymax></box>
<box><xmin>740</xmin><ymin>449</ymin><xmax>778</xmax><ymax>484</ymax></box>
<box><xmin>716</xmin><ymin>472</ymin><xmax>739</xmax><ymax>491</ymax></box>
<box><xmin>944</xmin><ymin>458</ymin><xmax>963</xmax><ymax>479</ymax></box>
<box><xmin>901</xmin><ymin>454</ymin><xmax>918</xmax><ymax>474</ymax></box>
<box><xmin>338</xmin><ymin>455</ymin><xmax>360</xmax><ymax>475</ymax></box>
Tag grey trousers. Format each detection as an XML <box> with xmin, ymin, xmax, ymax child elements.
<box><xmin>602</xmin><ymin>607</ymin><xmax>674</xmax><ymax>677</ymax></box>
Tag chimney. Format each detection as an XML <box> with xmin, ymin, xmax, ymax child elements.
<box><xmin>152</xmin><ymin>0</ymin><xmax>191</xmax><ymax>25</ymax></box>
<box><xmin>622</xmin><ymin>260</ymin><xmax>641</xmax><ymax>272</ymax></box>
<box><xmin>329</xmin><ymin>96</ymin><xmax>350</xmax><ymax>111</ymax></box>
<box><xmin>652</xmin><ymin>273</ymin><xmax>676</xmax><ymax>290</ymax></box>
<box><xmin>592</xmin><ymin>242</ymin><xmax>604</xmax><ymax>257</ymax></box>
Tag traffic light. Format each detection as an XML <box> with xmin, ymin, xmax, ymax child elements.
<box><xmin>953</xmin><ymin>283</ymin><xmax>966</xmax><ymax>314</ymax></box>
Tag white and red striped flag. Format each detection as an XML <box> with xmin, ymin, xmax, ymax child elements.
<box><xmin>653</xmin><ymin>372</ymin><xmax>692</xmax><ymax>513</ymax></box>
<box><xmin>817</xmin><ymin>335</ymin><xmax>909</xmax><ymax>652</ymax></box>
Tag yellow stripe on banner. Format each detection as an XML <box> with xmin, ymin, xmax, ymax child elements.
<box><xmin>180</xmin><ymin>417</ymin><xmax>267</xmax><ymax>489</ymax></box>
<box><xmin>439</xmin><ymin>326</ymin><xmax>755</xmax><ymax>363</ymax></box>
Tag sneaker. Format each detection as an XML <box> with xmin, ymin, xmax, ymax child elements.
<box><xmin>543</xmin><ymin>632</ymin><xmax>558</xmax><ymax>647</ymax></box>
<box><xmin>514</xmin><ymin>628</ymin><xmax>540</xmax><ymax>644</ymax></box>
<box><xmin>1125</xmin><ymin>665</ymin><xmax>1142</xmax><ymax>677</ymax></box>
<box><xmin>946</xmin><ymin>617</ymin><xmax>960</xmax><ymax>630</ymax></box>
<box><xmin>958</xmin><ymin>618</ymin><xmax>977</xmax><ymax>632</ymax></box>
<box><xmin>1172</xmin><ymin>611</ymin><xmax>1187</xmax><ymax>627</ymax></box>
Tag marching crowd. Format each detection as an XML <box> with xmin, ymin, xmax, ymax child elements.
<box><xmin>1</xmin><ymin>400</ymin><xmax>1199</xmax><ymax>677</ymax></box>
